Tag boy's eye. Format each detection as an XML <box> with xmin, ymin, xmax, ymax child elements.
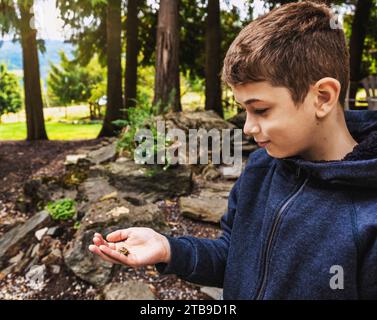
<box><xmin>254</xmin><ymin>109</ymin><xmax>268</xmax><ymax>115</ymax></box>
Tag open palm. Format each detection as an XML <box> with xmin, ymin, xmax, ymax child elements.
<box><xmin>88</xmin><ymin>227</ymin><xmax>170</xmax><ymax>268</ymax></box>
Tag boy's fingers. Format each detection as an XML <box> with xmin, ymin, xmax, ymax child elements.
<box><xmin>106</xmin><ymin>229</ymin><xmax>131</xmax><ymax>242</ymax></box>
<box><xmin>99</xmin><ymin>245</ymin><xmax>130</xmax><ymax>266</ymax></box>
<box><xmin>93</xmin><ymin>236</ymin><xmax>106</xmax><ymax>247</ymax></box>
<box><xmin>89</xmin><ymin>245</ymin><xmax>120</xmax><ymax>265</ymax></box>
<box><xmin>93</xmin><ymin>237</ymin><xmax>117</xmax><ymax>250</ymax></box>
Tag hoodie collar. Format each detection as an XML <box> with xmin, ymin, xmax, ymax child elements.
<box><xmin>280</xmin><ymin>111</ymin><xmax>377</xmax><ymax>188</ymax></box>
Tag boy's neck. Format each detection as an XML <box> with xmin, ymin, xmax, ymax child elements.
<box><xmin>300</xmin><ymin>111</ymin><xmax>358</xmax><ymax>162</ymax></box>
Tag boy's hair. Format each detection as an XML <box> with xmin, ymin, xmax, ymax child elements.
<box><xmin>222</xmin><ymin>1</ymin><xmax>350</xmax><ymax>107</ymax></box>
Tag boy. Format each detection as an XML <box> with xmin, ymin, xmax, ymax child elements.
<box><xmin>89</xmin><ymin>1</ymin><xmax>377</xmax><ymax>299</ymax></box>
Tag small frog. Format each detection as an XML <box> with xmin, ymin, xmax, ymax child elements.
<box><xmin>118</xmin><ymin>246</ymin><xmax>130</xmax><ymax>256</ymax></box>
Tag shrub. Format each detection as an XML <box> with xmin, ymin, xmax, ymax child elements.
<box><xmin>46</xmin><ymin>199</ymin><xmax>76</xmax><ymax>221</ymax></box>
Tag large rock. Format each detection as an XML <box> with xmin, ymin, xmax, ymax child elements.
<box><xmin>102</xmin><ymin>159</ymin><xmax>193</xmax><ymax>204</ymax></box>
<box><xmin>87</xmin><ymin>142</ymin><xmax>117</xmax><ymax>165</ymax></box>
<box><xmin>77</xmin><ymin>175</ymin><xmax>170</xmax><ymax>232</ymax></box>
<box><xmin>64</xmin><ymin>200</ymin><xmax>169</xmax><ymax>286</ymax></box>
<box><xmin>102</xmin><ymin>281</ymin><xmax>155</xmax><ymax>300</ymax></box>
<box><xmin>161</xmin><ymin>110</ymin><xmax>236</xmax><ymax>132</ymax></box>
<box><xmin>0</xmin><ymin>211</ymin><xmax>51</xmax><ymax>269</ymax></box>
<box><xmin>179</xmin><ymin>193</ymin><xmax>228</xmax><ymax>224</ymax></box>
<box><xmin>79</xmin><ymin>175</ymin><xmax>119</xmax><ymax>204</ymax></box>
<box><xmin>80</xmin><ymin>200</ymin><xmax>169</xmax><ymax>233</ymax></box>
<box><xmin>63</xmin><ymin>229</ymin><xmax>114</xmax><ymax>287</ymax></box>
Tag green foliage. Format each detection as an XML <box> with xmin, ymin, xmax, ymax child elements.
<box><xmin>113</xmin><ymin>94</ymin><xmax>176</xmax><ymax>170</ymax></box>
<box><xmin>46</xmin><ymin>199</ymin><xmax>76</xmax><ymax>221</ymax></box>
<box><xmin>113</xmin><ymin>95</ymin><xmax>158</xmax><ymax>156</ymax></box>
<box><xmin>47</xmin><ymin>52</ymin><xmax>105</xmax><ymax>107</ymax></box>
<box><xmin>57</xmin><ymin>0</ymin><xmax>106</xmax><ymax>63</ymax></box>
<box><xmin>0</xmin><ymin>63</ymin><xmax>22</xmax><ymax>118</ymax></box>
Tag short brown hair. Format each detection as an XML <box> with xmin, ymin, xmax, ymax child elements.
<box><xmin>222</xmin><ymin>1</ymin><xmax>350</xmax><ymax>107</ymax></box>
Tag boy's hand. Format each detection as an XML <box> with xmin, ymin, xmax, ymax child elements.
<box><xmin>88</xmin><ymin>227</ymin><xmax>171</xmax><ymax>268</ymax></box>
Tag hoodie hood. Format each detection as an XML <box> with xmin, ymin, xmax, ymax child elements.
<box><xmin>281</xmin><ymin>110</ymin><xmax>377</xmax><ymax>188</ymax></box>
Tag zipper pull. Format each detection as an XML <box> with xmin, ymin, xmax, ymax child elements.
<box><xmin>296</xmin><ymin>167</ymin><xmax>301</xmax><ymax>178</ymax></box>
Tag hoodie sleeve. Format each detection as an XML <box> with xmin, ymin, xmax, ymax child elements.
<box><xmin>154</xmin><ymin>175</ymin><xmax>241</xmax><ymax>288</ymax></box>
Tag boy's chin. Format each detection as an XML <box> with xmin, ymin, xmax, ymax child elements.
<box><xmin>266</xmin><ymin>148</ymin><xmax>298</xmax><ymax>159</ymax></box>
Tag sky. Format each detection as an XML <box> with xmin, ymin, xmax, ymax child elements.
<box><xmin>0</xmin><ymin>0</ymin><xmax>350</xmax><ymax>41</ymax></box>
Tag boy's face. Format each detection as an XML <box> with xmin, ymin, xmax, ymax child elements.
<box><xmin>231</xmin><ymin>81</ymin><xmax>319</xmax><ymax>159</ymax></box>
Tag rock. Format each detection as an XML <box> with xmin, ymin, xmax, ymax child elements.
<box><xmin>202</xmin><ymin>164</ymin><xmax>222</xmax><ymax>181</ymax></box>
<box><xmin>79</xmin><ymin>176</ymin><xmax>119</xmax><ymax>204</ymax></box>
<box><xmin>87</xmin><ymin>142</ymin><xmax>117</xmax><ymax>165</ymax></box>
<box><xmin>13</xmin><ymin>256</ymin><xmax>33</xmax><ymax>274</ymax></box>
<box><xmin>49</xmin><ymin>264</ymin><xmax>61</xmax><ymax>274</ymax></box>
<box><xmin>161</xmin><ymin>111</ymin><xmax>236</xmax><ymax>132</ymax></box>
<box><xmin>35</xmin><ymin>227</ymin><xmax>49</xmax><ymax>241</ymax></box>
<box><xmin>0</xmin><ymin>264</ymin><xmax>16</xmax><ymax>281</ymax></box>
<box><xmin>63</xmin><ymin>229</ymin><xmax>114</xmax><ymax>287</ymax></box>
<box><xmin>8</xmin><ymin>251</ymin><xmax>24</xmax><ymax>265</ymax></box>
<box><xmin>105</xmin><ymin>160</ymin><xmax>193</xmax><ymax>203</ymax></box>
<box><xmin>102</xmin><ymin>281</ymin><xmax>155</xmax><ymax>300</ymax></box>
<box><xmin>65</xmin><ymin>154</ymin><xmax>88</xmax><ymax>165</ymax></box>
<box><xmin>79</xmin><ymin>200</ymin><xmax>169</xmax><ymax>235</ymax></box>
<box><xmin>46</xmin><ymin>226</ymin><xmax>64</xmax><ymax>237</ymax></box>
<box><xmin>179</xmin><ymin>194</ymin><xmax>228</xmax><ymax>224</ymax></box>
<box><xmin>41</xmin><ymin>248</ymin><xmax>62</xmax><ymax>265</ymax></box>
<box><xmin>30</xmin><ymin>244</ymin><xmax>41</xmax><ymax>258</ymax></box>
<box><xmin>0</xmin><ymin>211</ymin><xmax>51</xmax><ymax>269</ymax></box>
<box><xmin>197</xmin><ymin>180</ymin><xmax>234</xmax><ymax>196</ymax></box>
<box><xmin>25</xmin><ymin>243</ymin><xmax>35</xmax><ymax>258</ymax></box>
<box><xmin>38</xmin><ymin>237</ymin><xmax>61</xmax><ymax>260</ymax></box>
<box><xmin>64</xmin><ymin>200</ymin><xmax>169</xmax><ymax>286</ymax></box>
<box><xmin>25</xmin><ymin>265</ymin><xmax>46</xmax><ymax>290</ymax></box>
<box><xmin>200</xmin><ymin>286</ymin><xmax>223</xmax><ymax>300</ymax></box>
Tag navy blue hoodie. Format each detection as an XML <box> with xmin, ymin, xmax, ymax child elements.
<box><xmin>155</xmin><ymin>110</ymin><xmax>377</xmax><ymax>300</ymax></box>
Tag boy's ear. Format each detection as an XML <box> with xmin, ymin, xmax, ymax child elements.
<box><xmin>313</xmin><ymin>77</ymin><xmax>341</xmax><ymax>119</ymax></box>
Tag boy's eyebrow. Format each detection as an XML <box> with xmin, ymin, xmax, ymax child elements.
<box><xmin>235</xmin><ymin>98</ymin><xmax>264</xmax><ymax>106</ymax></box>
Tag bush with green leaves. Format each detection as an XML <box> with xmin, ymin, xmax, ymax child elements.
<box><xmin>0</xmin><ymin>63</ymin><xmax>22</xmax><ymax>120</ymax></box>
<box><xmin>46</xmin><ymin>199</ymin><xmax>76</xmax><ymax>221</ymax></box>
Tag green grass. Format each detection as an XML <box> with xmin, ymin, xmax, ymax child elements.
<box><xmin>0</xmin><ymin>122</ymin><xmax>102</xmax><ymax>140</ymax></box>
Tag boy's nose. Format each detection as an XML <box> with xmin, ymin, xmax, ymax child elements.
<box><xmin>243</xmin><ymin>122</ymin><xmax>260</xmax><ymax>137</ymax></box>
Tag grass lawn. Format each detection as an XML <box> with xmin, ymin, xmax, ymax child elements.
<box><xmin>0</xmin><ymin>122</ymin><xmax>102</xmax><ymax>140</ymax></box>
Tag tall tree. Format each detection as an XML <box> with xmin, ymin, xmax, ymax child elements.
<box><xmin>205</xmin><ymin>0</ymin><xmax>223</xmax><ymax>118</ymax></box>
<box><xmin>124</xmin><ymin>0</ymin><xmax>141</xmax><ymax>109</ymax></box>
<box><xmin>98</xmin><ymin>0</ymin><xmax>124</xmax><ymax>137</ymax></box>
<box><xmin>0</xmin><ymin>0</ymin><xmax>48</xmax><ymax>140</ymax></box>
<box><xmin>153</xmin><ymin>0</ymin><xmax>181</xmax><ymax>114</ymax></box>
<box><xmin>20</xmin><ymin>1</ymin><xmax>48</xmax><ymax>140</ymax></box>
<box><xmin>348</xmin><ymin>0</ymin><xmax>374</xmax><ymax>108</ymax></box>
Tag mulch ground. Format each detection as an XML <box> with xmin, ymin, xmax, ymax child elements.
<box><xmin>0</xmin><ymin>139</ymin><xmax>221</xmax><ymax>300</ymax></box>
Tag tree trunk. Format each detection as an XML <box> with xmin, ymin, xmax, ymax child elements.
<box><xmin>124</xmin><ymin>0</ymin><xmax>140</xmax><ymax>109</ymax></box>
<box><xmin>153</xmin><ymin>0</ymin><xmax>181</xmax><ymax>114</ymax></box>
<box><xmin>205</xmin><ymin>0</ymin><xmax>223</xmax><ymax>118</ymax></box>
<box><xmin>348</xmin><ymin>0</ymin><xmax>374</xmax><ymax>109</ymax></box>
<box><xmin>19</xmin><ymin>1</ymin><xmax>48</xmax><ymax>141</ymax></box>
<box><xmin>98</xmin><ymin>0</ymin><xmax>124</xmax><ymax>137</ymax></box>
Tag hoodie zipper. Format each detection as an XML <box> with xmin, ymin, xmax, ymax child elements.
<box><xmin>255</xmin><ymin>168</ymin><xmax>309</xmax><ymax>300</ymax></box>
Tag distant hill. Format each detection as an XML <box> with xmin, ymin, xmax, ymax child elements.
<box><xmin>0</xmin><ymin>40</ymin><xmax>74</xmax><ymax>83</ymax></box>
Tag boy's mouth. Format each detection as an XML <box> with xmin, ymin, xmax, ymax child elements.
<box><xmin>257</xmin><ymin>141</ymin><xmax>270</xmax><ymax>148</ymax></box>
